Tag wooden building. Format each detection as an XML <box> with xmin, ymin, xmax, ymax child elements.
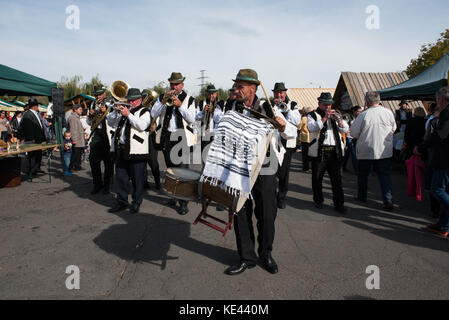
<box><xmin>333</xmin><ymin>72</ymin><xmax>423</xmax><ymax>113</ymax></box>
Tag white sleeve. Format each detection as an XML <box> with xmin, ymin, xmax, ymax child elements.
<box><xmin>151</xmin><ymin>100</ymin><xmax>164</xmax><ymax>119</ymax></box>
<box><xmin>177</xmin><ymin>104</ymin><xmax>195</xmax><ymax>125</ymax></box>
<box><xmin>213</xmin><ymin>107</ymin><xmax>224</xmax><ymax>124</ymax></box>
<box><xmin>285</xmin><ymin>109</ymin><xmax>301</xmax><ymax>127</ymax></box>
<box><xmin>307</xmin><ymin>114</ymin><xmax>323</xmax><ymax>133</ymax></box>
<box><xmin>275</xmin><ymin>109</ymin><xmax>297</xmax><ymax>140</ymax></box>
<box><xmin>349</xmin><ymin>115</ymin><xmax>363</xmax><ymax>139</ymax></box>
<box><xmin>127</xmin><ymin>111</ymin><xmax>151</xmax><ymax>131</ymax></box>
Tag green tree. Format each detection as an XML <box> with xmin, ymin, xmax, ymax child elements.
<box><xmin>406</xmin><ymin>29</ymin><xmax>449</xmax><ymax>78</ymax></box>
<box><xmin>57</xmin><ymin>74</ymin><xmax>106</xmax><ymax>99</ymax></box>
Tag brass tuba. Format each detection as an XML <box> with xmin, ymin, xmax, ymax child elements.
<box><xmin>110</xmin><ymin>80</ymin><xmax>129</xmax><ymax>102</ymax></box>
<box><xmin>142</xmin><ymin>89</ymin><xmax>159</xmax><ymax>108</ymax></box>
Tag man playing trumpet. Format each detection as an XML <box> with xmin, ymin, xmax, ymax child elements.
<box><xmin>307</xmin><ymin>92</ymin><xmax>348</xmax><ymax>214</ymax></box>
<box><xmin>151</xmin><ymin>72</ymin><xmax>196</xmax><ymax>215</ymax></box>
<box><xmin>107</xmin><ymin>88</ymin><xmax>152</xmax><ymax>214</ymax></box>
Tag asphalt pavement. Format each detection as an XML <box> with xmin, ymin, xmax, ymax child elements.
<box><xmin>0</xmin><ymin>152</ymin><xmax>448</xmax><ymax>300</ymax></box>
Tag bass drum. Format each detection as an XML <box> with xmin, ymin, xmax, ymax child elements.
<box><xmin>163</xmin><ymin>168</ymin><xmax>201</xmax><ymax>202</ymax></box>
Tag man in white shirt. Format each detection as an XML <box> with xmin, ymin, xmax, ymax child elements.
<box><xmin>350</xmin><ymin>91</ymin><xmax>397</xmax><ymax>211</ymax></box>
<box><xmin>107</xmin><ymin>88</ymin><xmax>152</xmax><ymax>214</ymax></box>
<box><xmin>151</xmin><ymin>72</ymin><xmax>196</xmax><ymax>215</ymax></box>
<box><xmin>307</xmin><ymin>92</ymin><xmax>349</xmax><ymax>214</ymax></box>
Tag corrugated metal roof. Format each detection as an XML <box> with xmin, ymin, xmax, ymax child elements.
<box><xmin>287</xmin><ymin>88</ymin><xmax>336</xmax><ymax>110</ymax></box>
<box><xmin>334</xmin><ymin>72</ymin><xmax>423</xmax><ymax>113</ymax></box>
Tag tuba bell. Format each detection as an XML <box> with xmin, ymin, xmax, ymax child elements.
<box><xmin>110</xmin><ymin>80</ymin><xmax>130</xmax><ymax>102</ymax></box>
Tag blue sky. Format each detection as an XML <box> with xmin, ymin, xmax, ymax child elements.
<box><xmin>1</xmin><ymin>0</ymin><xmax>448</xmax><ymax>95</ymax></box>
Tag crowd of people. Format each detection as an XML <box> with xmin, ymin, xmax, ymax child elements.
<box><xmin>6</xmin><ymin>68</ymin><xmax>449</xmax><ymax>275</ymax></box>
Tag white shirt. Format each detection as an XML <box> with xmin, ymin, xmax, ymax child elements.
<box><xmin>107</xmin><ymin>109</ymin><xmax>152</xmax><ymax>145</ymax></box>
<box><xmin>30</xmin><ymin>109</ymin><xmax>43</xmax><ymax>128</ymax></box>
<box><xmin>151</xmin><ymin>98</ymin><xmax>195</xmax><ymax>132</ymax></box>
<box><xmin>350</xmin><ymin>105</ymin><xmax>397</xmax><ymax>160</ymax></box>
<box><xmin>307</xmin><ymin>113</ymin><xmax>349</xmax><ymax>146</ymax></box>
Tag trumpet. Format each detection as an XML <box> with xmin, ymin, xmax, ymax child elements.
<box><xmin>164</xmin><ymin>91</ymin><xmax>178</xmax><ymax>107</ymax></box>
<box><xmin>330</xmin><ymin>110</ymin><xmax>342</xmax><ymax>122</ymax></box>
<box><xmin>202</xmin><ymin>100</ymin><xmax>217</xmax><ymax>131</ymax></box>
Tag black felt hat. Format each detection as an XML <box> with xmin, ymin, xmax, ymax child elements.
<box><xmin>28</xmin><ymin>98</ymin><xmax>39</xmax><ymax>107</ymax></box>
<box><xmin>272</xmin><ymin>82</ymin><xmax>288</xmax><ymax>92</ymax></box>
<box><xmin>317</xmin><ymin>92</ymin><xmax>334</xmax><ymax>104</ymax></box>
<box><xmin>206</xmin><ymin>84</ymin><xmax>218</xmax><ymax>93</ymax></box>
<box><xmin>125</xmin><ymin>88</ymin><xmax>142</xmax><ymax>100</ymax></box>
<box><xmin>94</xmin><ymin>86</ymin><xmax>106</xmax><ymax>96</ymax></box>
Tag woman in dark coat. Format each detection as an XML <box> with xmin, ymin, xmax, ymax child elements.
<box><xmin>404</xmin><ymin>107</ymin><xmax>427</xmax><ymax>160</ymax></box>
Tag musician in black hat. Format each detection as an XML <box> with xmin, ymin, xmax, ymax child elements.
<box><xmin>219</xmin><ymin>69</ymin><xmax>297</xmax><ymax>276</ymax></box>
<box><xmin>151</xmin><ymin>72</ymin><xmax>196</xmax><ymax>215</ymax></box>
<box><xmin>270</xmin><ymin>82</ymin><xmax>301</xmax><ymax>209</ymax></box>
<box><xmin>107</xmin><ymin>88</ymin><xmax>152</xmax><ymax>214</ymax></box>
<box><xmin>307</xmin><ymin>92</ymin><xmax>349</xmax><ymax>214</ymax></box>
<box><xmin>19</xmin><ymin>98</ymin><xmax>48</xmax><ymax>175</ymax></box>
<box><xmin>87</xmin><ymin>86</ymin><xmax>115</xmax><ymax>195</ymax></box>
<box><xmin>196</xmin><ymin>84</ymin><xmax>224</xmax><ymax>151</ymax></box>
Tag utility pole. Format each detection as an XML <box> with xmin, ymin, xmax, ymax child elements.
<box><xmin>197</xmin><ymin>70</ymin><xmax>209</xmax><ymax>92</ymax></box>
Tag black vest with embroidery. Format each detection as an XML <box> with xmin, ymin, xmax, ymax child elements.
<box><xmin>159</xmin><ymin>91</ymin><xmax>194</xmax><ymax>147</ymax></box>
<box><xmin>308</xmin><ymin>108</ymin><xmax>343</xmax><ymax>160</ymax></box>
<box><xmin>114</xmin><ymin>105</ymin><xmax>150</xmax><ymax>160</ymax></box>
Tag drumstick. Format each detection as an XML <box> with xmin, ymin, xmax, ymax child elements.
<box><xmin>259</xmin><ymin>81</ymin><xmax>276</xmax><ymax>118</ymax></box>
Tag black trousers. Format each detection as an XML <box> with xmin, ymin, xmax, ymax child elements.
<box><xmin>26</xmin><ymin>150</ymin><xmax>42</xmax><ymax>174</ymax></box>
<box><xmin>69</xmin><ymin>147</ymin><xmax>84</xmax><ymax>170</ymax></box>
<box><xmin>114</xmin><ymin>150</ymin><xmax>146</xmax><ymax>206</ymax></box>
<box><xmin>89</xmin><ymin>139</ymin><xmax>114</xmax><ymax>188</ymax></box>
<box><xmin>301</xmin><ymin>142</ymin><xmax>310</xmax><ymax>171</ymax></box>
<box><xmin>234</xmin><ymin>174</ymin><xmax>278</xmax><ymax>264</ymax></box>
<box><xmin>311</xmin><ymin>150</ymin><xmax>344</xmax><ymax>208</ymax></box>
<box><xmin>147</xmin><ymin>134</ymin><xmax>161</xmax><ymax>186</ymax></box>
<box><xmin>277</xmin><ymin>148</ymin><xmax>294</xmax><ymax>202</ymax></box>
<box><xmin>163</xmin><ymin>134</ymin><xmax>189</xmax><ymax>206</ymax></box>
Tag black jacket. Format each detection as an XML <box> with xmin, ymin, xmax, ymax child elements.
<box><xmin>418</xmin><ymin>105</ymin><xmax>449</xmax><ymax>170</ymax></box>
<box><xmin>19</xmin><ymin>110</ymin><xmax>46</xmax><ymax>143</ymax></box>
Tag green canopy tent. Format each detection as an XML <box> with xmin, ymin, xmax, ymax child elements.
<box><xmin>0</xmin><ymin>64</ymin><xmax>57</xmax><ymax>96</ymax></box>
<box><xmin>378</xmin><ymin>52</ymin><xmax>449</xmax><ymax>101</ymax></box>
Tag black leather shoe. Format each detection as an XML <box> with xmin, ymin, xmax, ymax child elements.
<box><xmin>91</xmin><ymin>186</ymin><xmax>103</xmax><ymax>195</ymax></box>
<box><xmin>108</xmin><ymin>203</ymin><xmax>128</xmax><ymax>213</ymax></box>
<box><xmin>383</xmin><ymin>202</ymin><xmax>394</xmax><ymax>211</ymax></box>
<box><xmin>224</xmin><ymin>261</ymin><xmax>256</xmax><ymax>276</ymax></box>
<box><xmin>314</xmin><ymin>202</ymin><xmax>323</xmax><ymax>209</ymax></box>
<box><xmin>102</xmin><ymin>186</ymin><xmax>110</xmax><ymax>195</ymax></box>
<box><xmin>259</xmin><ymin>255</ymin><xmax>278</xmax><ymax>274</ymax></box>
<box><xmin>168</xmin><ymin>198</ymin><xmax>177</xmax><ymax>206</ymax></box>
<box><xmin>177</xmin><ymin>202</ymin><xmax>189</xmax><ymax>215</ymax></box>
<box><xmin>334</xmin><ymin>206</ymin><xmax>347</xmax><ymax>215</ymax></box>
<box><xmin>130</xmin><ymin>203</ymin><xmax>140</xmax><ymax>214</ymax></box>
<box><xmin>155</xmin><ymin>182</ymin><xmax>161</xmax><ymax>191</ymax></box>
<box><xmin>216</xmin><ymin>204</ymin><xmax>225</xmax><ymax>212</ymax></box>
